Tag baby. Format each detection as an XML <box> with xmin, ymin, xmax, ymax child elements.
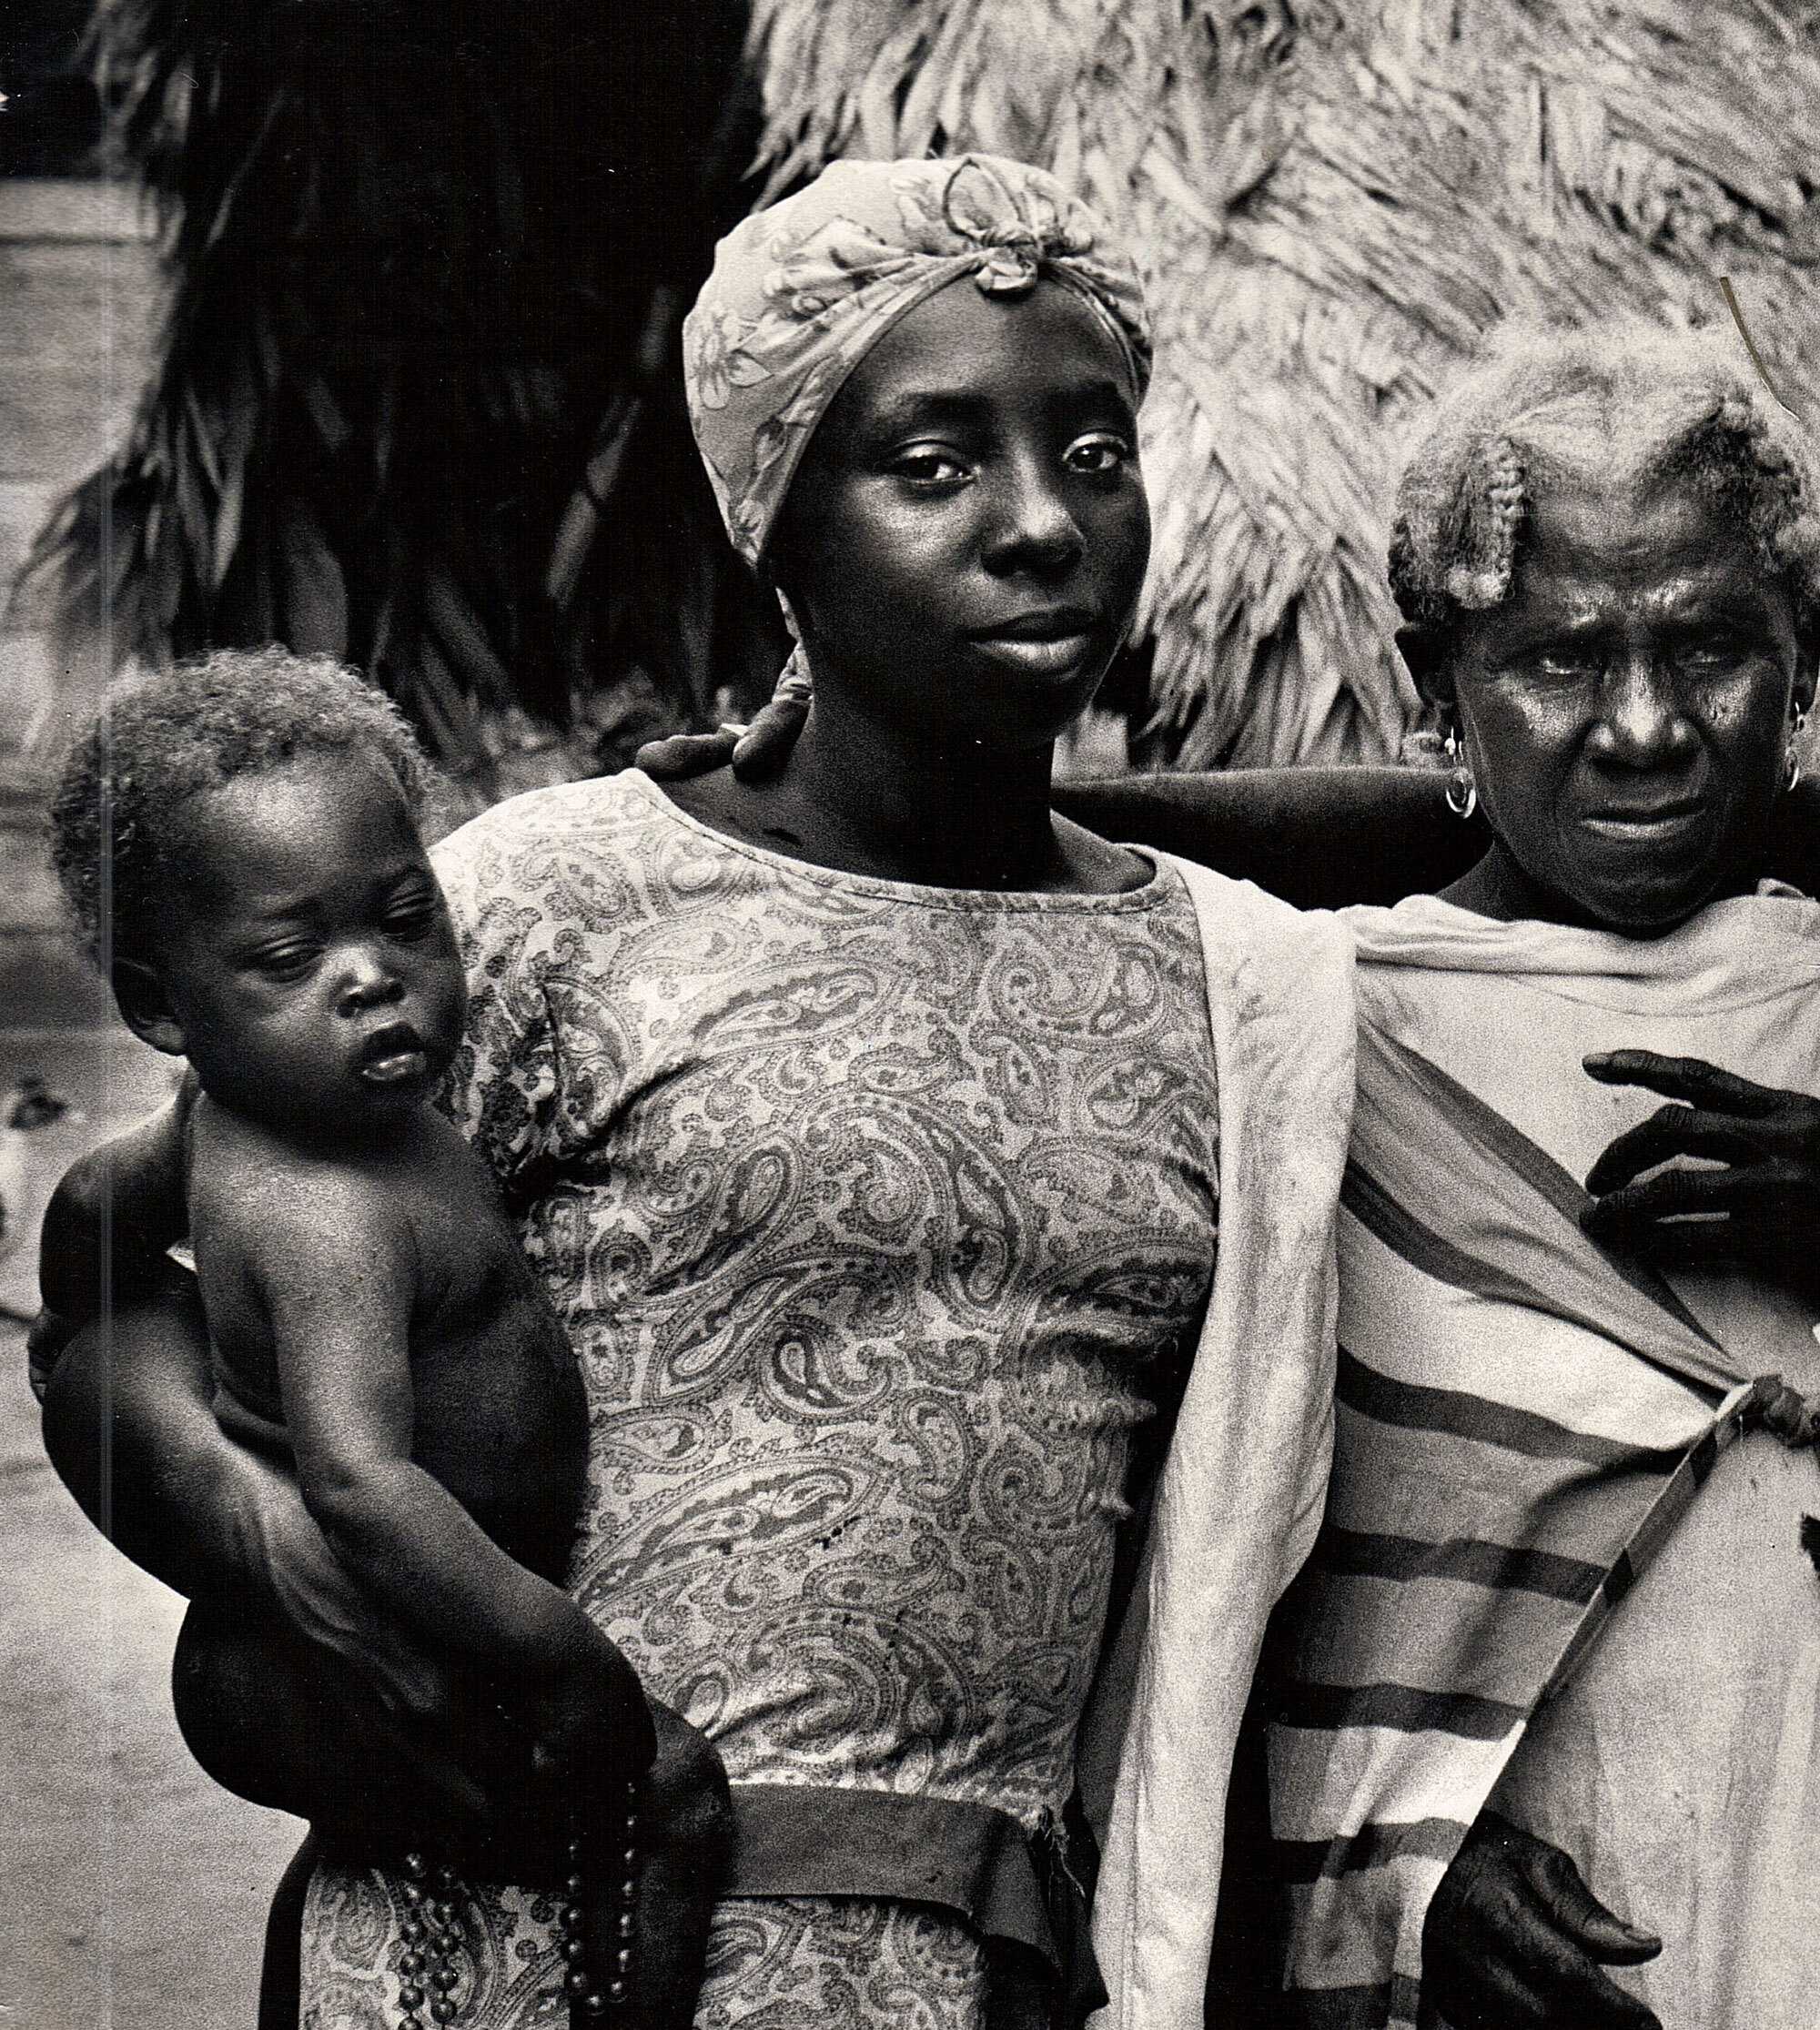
<box><xmin>37</xmin><ymin>651</ymin><xmax>664</xmax><ymax>2014</ymax></box>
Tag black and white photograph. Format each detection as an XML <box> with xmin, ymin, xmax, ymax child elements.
<box><xmin>5</xmin><ymin>4</ymin><xmax>1820</xmax><ymax>2026</ymax></box>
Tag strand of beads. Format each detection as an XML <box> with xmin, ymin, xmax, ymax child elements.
<box><xmin>399</xmin><ymin>1853</ymin><xmax>463</xmax><ymax>2027</ymax></box>
<box><xmin>560</xmin><ymin>1780</ymin><xmax>641</xmax><ymax>2022</ymax></box>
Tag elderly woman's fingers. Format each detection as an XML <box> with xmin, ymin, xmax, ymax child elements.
<box><xmin>1518</xmin><ymin>1844</ymin><xmax>1663</xmax><ymax>2026</ymax></box>
<box><xmin>1584</xmin><ymin>1106</ymin><xmax>1764</xmax><ymax>1195</ymax></box>
<box><xmin>1525</xmin><ymin>1939</ymin><xmax>1664</xmax><ymax>2025</ymax></box>
<box><xmin>1526</xmin><ymin>1840</ymin><xmax>1660</xmax><ymax>1964</ymax></box>
<box><xmin>1424</xmin><ymin>1813</ymin><xmax>1662</xmax><ymax>2030</ymax></box>
<box><xmin>634</xmin><ymin>728</ymin><xmax>743</xmax><ymax>780</ymax></box>
<box><xmin>1423</xmin><ymin>1903</ymin><xmax>1661</xmax><ymax>2026</ymax></box>
<box><xmin>730</xmin><ymin>691</ymin><xmax>811</xmax><ymax>781</ymax></box>
<box><xmin>1583</xmin><ymin>1050</ymin><xmax>1780</xmax><ymax>1115</ymax></box>
<box><xmin>1582</xmin><ymin>1059</ymin><xmax>1820</xmax><ymax>1287</ymax></box>
<box><xmin>1582</xmin><ymin>1163</ymin><xmax>1747</xmax><ymax>1239</ymax></box>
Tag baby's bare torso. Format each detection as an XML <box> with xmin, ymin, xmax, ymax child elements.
<box><xmin>188</xmin><ymin>1097</ymin><xmax>584</xmax><ymax>1579</ymax></box>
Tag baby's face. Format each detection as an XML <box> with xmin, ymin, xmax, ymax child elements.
<box><xmin>155</xmin><ymin>752</ymin><xmax>467</xmax><ymax>1142</ymax></box>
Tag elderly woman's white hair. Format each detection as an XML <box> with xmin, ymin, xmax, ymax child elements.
<box><xmin>1388</xmin><ymin>321</ymin><xmax>1820</xmax><ymax>639</ymax></box>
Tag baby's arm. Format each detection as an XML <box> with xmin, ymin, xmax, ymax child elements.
<box><xmin>235</xmin><ymin>1172</ymin><xmax>654</xmax><ymax>1785</ymax></box>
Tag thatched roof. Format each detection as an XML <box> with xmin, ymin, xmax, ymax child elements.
<box><xmin>751</xmin><ymin>0</ymin><xmax>1820</xmax><ymax>765</ymax></box>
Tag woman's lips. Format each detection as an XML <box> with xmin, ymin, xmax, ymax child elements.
<box><xmin>972</xmin><ymin>631</ymin><xmax>1096</xmax><ymax>675</ymax></box>
<box><xmin>970</xmin><ymin>611</ymin><xmax>1100</xmax><ymax>675</ymax></box>
<box><xmin>1578</xmin><ymin>800</ymin><xmax>1708</xmax><ymax>843</ymax></box>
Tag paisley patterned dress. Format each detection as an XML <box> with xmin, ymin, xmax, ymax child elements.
<box><xmin>300</xmin><ymin>770</ymin><xmax>1220</xmax><ymax>2028</ymax></box>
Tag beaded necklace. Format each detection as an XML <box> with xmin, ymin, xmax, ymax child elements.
<box><xmin>397</xmin><ymin>1781</ymin><xmax>641</xmax><ymax>2025</ymax></box>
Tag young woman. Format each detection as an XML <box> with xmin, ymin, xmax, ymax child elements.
<box><xmin>37</xmin><ymin>155</ymin><xmax>1353</xmax><ymax>2030</ymax></box>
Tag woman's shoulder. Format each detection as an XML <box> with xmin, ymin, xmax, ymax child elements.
<box><xmin>430</xmin><ymin>769</ymin><xmax>659</xmax><ymax>871</ymax></box>
<box><xmin>1153</xmin><ymin>850</ymin><xmax>1355</xmax><ymax>969</ymax></box>
<box><xmin>1149</xmin><ymin>853</ymin><xmax>1356</xmax><ymax>1097</ymax></box>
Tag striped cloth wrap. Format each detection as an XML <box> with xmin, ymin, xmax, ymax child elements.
<box><xmin>1268</xmin><ymin>890</ymin><xmax>1820</xmax><ymax>2029</ymax></box>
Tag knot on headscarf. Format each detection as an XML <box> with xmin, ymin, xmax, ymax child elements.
<box><xmin>682</xmin><ymin>154</ymin><xmax>1150</xmax><ymax>567</ymax></box>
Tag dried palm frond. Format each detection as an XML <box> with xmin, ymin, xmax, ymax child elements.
<box><xmin>25</xmin><ymin>0</ymin><xmax>777</xmax><ymax>795</ymax></box>
<box><xmin>749</xmin><ymin>0</ymin><xmax>1820</xmax><ymax>766</ymax></box>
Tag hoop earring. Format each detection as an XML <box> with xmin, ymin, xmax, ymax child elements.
<box><xmin>1442</xmin><ymin>723</ymin><xmax>1478</xmax><ymax>822</ymax></box>
<box><xmin>1789</xmin><ymin>704</ymin><xmax>1808</xmax><ymax>793</ymax></box>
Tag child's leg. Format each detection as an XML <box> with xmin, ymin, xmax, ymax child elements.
<box><xmin>571</xmin><ymin>1700</ymin><xmax>731</xmax><ymax>2028</ymax></box>
<box><xmin>171</xmin><ymin>1600</ymin><xmax>496</xmax><ymax>1863</ymax></box>
<box><xmin>176</xmin><ymin>1606</ymin><xmax>734</xmax><ymax>2025</ymax></box>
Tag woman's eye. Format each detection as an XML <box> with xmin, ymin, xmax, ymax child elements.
<box><xmin>1678</xmin><ymin>634</ymin><xmax>1754</xmax><ymax>672</ymax></box>
<box><xmin>1530</xmin><ymin>647</ymin><xmax>1598</xmax><ymax>681</ymax></box>
<box><xmin>1064</xmin><ymin>433</ymin><xmax>1132</xmax><ymax>478</ymax></box>
<box><xmin>890</xmin><ymin>446</ymin><xmax>969</xmax><ymax>487</ymax></box>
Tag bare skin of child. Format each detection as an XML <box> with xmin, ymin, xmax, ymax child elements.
<box><xmin>38</xmin><ymin>737</ymin><xmax>727</xmax><ymax>2024</ymax></box>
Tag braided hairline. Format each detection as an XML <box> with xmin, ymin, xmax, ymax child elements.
<box><xmin>1388</xmin><ymin>325</ymin><xmax>1820</xmax><ymax>644</ymax></box>
<box><xmin>50</xmin><ymin>648</ymin><xmax>431</xmax><ymax>967</ymax></box>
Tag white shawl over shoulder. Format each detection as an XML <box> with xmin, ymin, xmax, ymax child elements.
<box><xmin>1083</xmin><ymin>859</ymin><xmax>1355</xmax><ymax>2029</ymax></box>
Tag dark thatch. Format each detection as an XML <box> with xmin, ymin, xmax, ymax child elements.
<box><xmin>25</xmin><ymin>0</ymin><xmax>784</xmax><ymax>802</ymax></box>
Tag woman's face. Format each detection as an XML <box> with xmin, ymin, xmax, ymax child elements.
<box><xmin>1424</xmin><ymin>467</ymin><xmax>1815</xmax><ymax>934</ymax></box>
<box><xmin>769</xmin><ymin>278</ymin><xmax>1150</xmax><ymax>752</ymax></box>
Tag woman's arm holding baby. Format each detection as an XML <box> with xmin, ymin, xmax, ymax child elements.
<box><xmin>39</xmin><ymin>1272</ymin><xmax>460</xmax><ymax>1719</ymax></box>
<box><xmin>32</xmin><ymin>1096</ymin><xmax>191</xmax><ymax>1389</ymax></box>
<box><xmin>35</xmin><ymin>1098</ymin><xmax>445</xmax><ymax>1699</ymax></box>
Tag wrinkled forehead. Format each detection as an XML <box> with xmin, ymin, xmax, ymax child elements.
<box><xmin>1516</xmin><ymin>457</ymin><xmax>1776</xmax><ymax>599</ymax></box>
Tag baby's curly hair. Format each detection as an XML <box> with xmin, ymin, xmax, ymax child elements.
<box><xmin>50</xmin><ymin>648</ymin><xmax>431</xmax><ymax>965</ymax></box>
<box><xmin>1389</xmin><ymin>321</ymin><xmax>1820</xmax><ymax>646</ymax></box>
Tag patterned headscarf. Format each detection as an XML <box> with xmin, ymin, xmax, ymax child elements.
<box><xmin>682</xmin><ymin>154</ymin><xmax>1152</xmax><ymax>569</ymax></box>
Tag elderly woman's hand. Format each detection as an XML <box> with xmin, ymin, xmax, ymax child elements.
<box><xmin>635</xmin><ymin>688</ymin><xmax>810</xmax><ymax>783</ymax></box>
<box><xmin>1423</xmin><ymin>1811</ymin><xmax>1662</xmax><ymax>2028</ymax></box>
<box><xmin>1581</xmin><ymin>1050</ymin><xmax>1820</xmax><ymax>1298</ymax></box>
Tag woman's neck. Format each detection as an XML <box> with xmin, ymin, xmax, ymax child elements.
<box><xmin>1439</xmin><ymin>839</ymin><xmax>1760</xmax><ymax>938</ymax></box>
<box><xmin>658</xmin><ymin>686</ymin><xmax>1121</xmax><ymax>891</ymax></box>
<box><xmin>781</xmin><ymin>696</ymin><xmax>1062</xmax><ymax>888</ymax></box>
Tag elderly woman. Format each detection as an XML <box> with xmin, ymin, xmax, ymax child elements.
<box><xmin>665</xmin><ymin>323</ymin><xmax>1820</xmax><ymax>2030</ymax></box>
<box><xmin>36</xmin><ymin>156</ymin><xmax>1353</xmax><ymax>2030</ymax></box>
<box><xmin>1259</xmin><ymin>326</ymin><xmax>1820</xmax><ymax>2030</ymax></box>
